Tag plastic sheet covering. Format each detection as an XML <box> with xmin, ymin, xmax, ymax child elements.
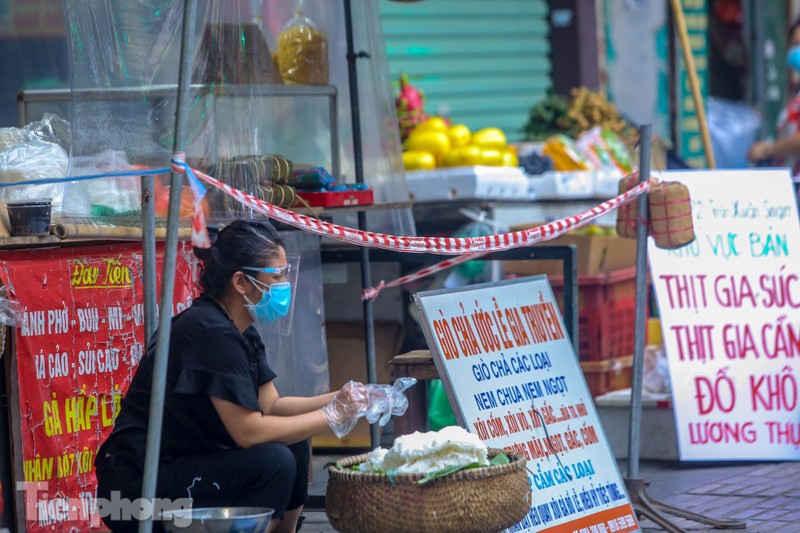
<box><xmin>61</xmin><ymin>0</ymin><xmax>414</xmax><ymax>235</ymax></box>
<box><xmin>259</xmin><ymin>230</ymin><xmax>329</xmax><ymax>397</ymax></box>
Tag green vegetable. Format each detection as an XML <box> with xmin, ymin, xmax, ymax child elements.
<box><xmin>326</xmin><ymin>461</ymin><xmax>346</xmax><ymax>471</ymax></box>
<box><xmin>417</xmin><ymin>462</ymin><xmax>484</xmax><ymax>485</ymax></box>
<box><xmin>489</xmin><ymin>453</ymin><xmax>511</xmax><ymax>466</ymax></box>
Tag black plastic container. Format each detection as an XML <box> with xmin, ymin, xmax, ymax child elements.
<box><xmin>7</xmin><ymin>200</ymin><xmax>52</xmax><ymax>236</ymax></box>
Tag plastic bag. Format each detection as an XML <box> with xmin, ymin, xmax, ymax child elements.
<box><xmin>321</xmin><ymin>378</ymin><xmax>417</xmax><ymax>438</ymax></box>
<box><xmin>0</xmin><ymin>139</ymin><xmax>67</xmax><ymax>210</ymax></box>
<box><xmin>449</xmin><ymin>216</ymin><xmax>495</xmax><ymax>282</ymax></box>
<box><xmin>576</xmin><ymin>127</ymin><xmax>615</xmax><ymax>170</ymax></box>
<box><xmin>364</xmin><ymin>377</ymin><xmax>417</xmax><ymax>426</ymax></box>
<box><xmin>643</xmin><ymin>344</ymin><xmax>670</xmax><ymax>394</ymax></box>
<box><xmin>277</xmin><ymin>5</ymin><xmax>329</xmax><ymax>85</ymax></box>
<box><xmin>0</xmin><ymin>287</ymin><xmax>23</xmax><ymax>328</ymax></box>
<box><xmin>62</xmin><ymin>150</ymin><xmax>141</xmax><ymax>218</ymax></box>
<box><xmin>707</xmin><ymin>97</ymin><xmax>762</xmax><ymax>169</ymax></box>
<box><xmin>428</xmin><ymin>379</ymin><xmax>457</xmax><ymax>431</ymax></box>
<box><xmin>601</xmin><ymin>128</ymin><xmax>634</xmax><ymax>173</ymax></box>
<box><xmin>0</xmin><ymin>115</ymin><xmax>71</xmax><ymax>212</ymax></box>
<box><xmin>0</xmin><ymin>286</ymin><xmax>23</xmax><ymax>357</ymax></box>
<box><xmin>542</xmin><ymin>134</ymin><xmax>593</xmax><ymax>171</ymax></box>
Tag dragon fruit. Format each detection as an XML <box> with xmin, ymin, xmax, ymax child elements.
<box><xmin>396</xmin><ymin>73</ymin><xmax>428</xmax><ymax>141</ymax></box>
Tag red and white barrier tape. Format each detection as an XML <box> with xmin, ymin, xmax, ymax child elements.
<box><xmin>184</xmin><ymin>167</ymin><xmax>651</xmax><ymax>300</ymax></box>
<box><xmin>191</xmin><ymin>167</ymin><xmax>649</xmax><ymax>250</ymax></box>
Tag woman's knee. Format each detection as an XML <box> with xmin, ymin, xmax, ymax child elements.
<box><xmin>247</xmin><ymin>443</ymin><xmax>297</xmax><ymax>484</ymax></box>
<box><xmin>288</xmin><ymin>439</ymin><xmax>310</xmax><ymax>464</ymax></box>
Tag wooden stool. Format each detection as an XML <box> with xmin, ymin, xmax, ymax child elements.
<box><xmin>390</xmin><ymin>350</ymin><xmax>440</xmax><ymax>436</ymax></box>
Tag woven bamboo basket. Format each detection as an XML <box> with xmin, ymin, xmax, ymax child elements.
<box><xmin>325</xmin><ymin>448</ymin><xmax>531</xmax><ymax>533</ymax></box>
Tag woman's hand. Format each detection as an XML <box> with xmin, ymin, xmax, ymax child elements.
<box><xmin>748</xmin><ymin>141</ymin><xmax>773</xmax><ymax>162</ymax></box>
<box><xmin>319</xmin><ymin>381</ymin><xmax>369</xmax><ymax>437</ymax></box>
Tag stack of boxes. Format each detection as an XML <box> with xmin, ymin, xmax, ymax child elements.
<box><xmin>504</xmin><ymin>226</ymin><xmax>644</xmax><ymax>397</ymax></box>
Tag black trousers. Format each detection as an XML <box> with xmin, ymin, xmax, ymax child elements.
<box><xmin>95</xmin><ymin>440</ymin><xmax>310</xmax><ymax>533</ymax></box>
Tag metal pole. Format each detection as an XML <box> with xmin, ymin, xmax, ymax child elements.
<box><xmin>138</xmin><ymin>1</ymin><xmax>198</xmax><ymax>531</ymax></box>
<box><xmin>626</xmin><ymin>125</ymin><xmax>652</xmax><ymax>479</ymax></box>
<box><xmin>141</xmin><ymin>175</ymin><xmax>157</xmax><ymax>343</ymax></box>
<box><xmin>562</xmin><ymin>244</ymin><xmax>579</xmax><ymax>357</ymax></box>
<box><xmin>343</xmin><ymin>0</ymin><xmax>379</xmax><ymax>449</ymax></box>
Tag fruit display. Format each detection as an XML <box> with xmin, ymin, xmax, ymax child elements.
<box><xmin>396</xmin><ymin>74</ymin><xmax>429</xmax><ymax>141</ymax></box>
<box><xmin>401</xmin><ymin>118</ymin><xmax>518</xmax><ymax>171</ymax></box>
<box><xmin>518</xmin><ymin>152</ymin><xmax>553</xmax><ymax>175</ymax></box>
<box><xmin>562</xmin><ymin>87</ymin><xmax>629</xmax><ymax>136</ymax></box>
<box><xmin>523</xmin><ymin>87</ymin><xmax>633</xmax><ymax>141</ymax></box>
<box><xmin>523</xmin><ymin>92</ymin><xmax>570</xmax><ymax>141</ymax></box>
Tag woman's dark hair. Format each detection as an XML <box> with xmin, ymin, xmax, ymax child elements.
<box><xmin>194</xmin><ymin>220</ymin><xmax>284</xmax><ymax>298</ymax></box>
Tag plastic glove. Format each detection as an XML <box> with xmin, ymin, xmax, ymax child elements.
<box><xmin>364</xmin><ymin>378</ymin><xmax>417</xmax><ymax>426</ymax></box>
<box><xmin>320</xmin><ymin>380</ymin><xmax>370</xmax><ymax>438</ymax></box>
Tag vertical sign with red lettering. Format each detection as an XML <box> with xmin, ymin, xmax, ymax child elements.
<box><xmin>649</xmin><ymin>169</ymin><xmax>800</xmax><ymax>460</ymax></box>
<box><xmin>0</xmin><ymin>243</ymin><xmax>198</xmax><ymax>531</ymax></box>
<box><xmin>415</xmin><ymin>278</ymin><xmax>639</xmax><ymax>533</ymax></box>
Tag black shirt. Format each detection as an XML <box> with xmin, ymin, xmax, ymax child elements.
<box><xmin>98</xmin><ymin>294</ymin><xmax>276</xmax><ymax>469</ymax></box>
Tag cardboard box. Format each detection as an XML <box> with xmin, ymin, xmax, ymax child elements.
<box><xmin>503</xmin><ymin>226</ymin><xmax>637</xmax><ymax>277</ymax></box>
<box><xmin>580</xmin><ymin>355</ymin><xmax>633</xmax><ymax>397</ymax></box>
<box><xmin>312</xmin><ymin>321</ymin><xmax>404</xmax><ymax>449</ymax></box>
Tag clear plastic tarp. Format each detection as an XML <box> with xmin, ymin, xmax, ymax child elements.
<box><xmin>27</xmin><ymin>0</ymin><xmax>417</xmax><ymax>399</ymax></box>
<box><xmin>54</xmin><ymin>0</ymin><xmax>413</xmax><ymax>235</ymax></box>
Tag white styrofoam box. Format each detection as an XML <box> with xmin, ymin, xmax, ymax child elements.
<box><xmin>594</xmin><ymin>388</ymin><xmax>679</xmax><ymax>460</ymax></box>
<box><xmin>526</xmin><ymin>169</ymin><xmax>627</xmax><ymax>201</ymax></box>
<box><xmin>406</xmin><ymin>166</ymin><xmax>528</xmax><ymax>202</ymax></box>
<box><xmin>591</xmin><ymin>168</ymin><xmax>625</xmax><ymax>199</ymax></box>
<box><xmin>526</xmin><ymin>170</ymin><xmax>595</xmax><ymax>200</ymax></box>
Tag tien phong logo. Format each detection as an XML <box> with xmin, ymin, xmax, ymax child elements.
<box><xmin>70</xmin><ymin>258</ymin><xmax>132</xmax><ymax>290</ymax></box>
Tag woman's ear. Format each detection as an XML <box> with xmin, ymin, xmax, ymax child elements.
<box><xmin>231</xmin><ymin>271</ymin><xmax>249</xmax><ymax>296</ymax></box>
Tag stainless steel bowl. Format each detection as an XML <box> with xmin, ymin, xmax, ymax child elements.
<box><xmin>160</xmin><ymin>506</ymin><xmax>274</xmax><ymax>533</ymax></box>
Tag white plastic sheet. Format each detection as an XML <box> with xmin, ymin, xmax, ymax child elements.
<box><xmin>61</xmin><ymin>0</ymin><xmax>414</xmax><ymax>234</ymax></box>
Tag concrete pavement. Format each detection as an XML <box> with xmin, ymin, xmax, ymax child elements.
<box><xmin>302</xmin><ymin>455</ymin><xmax>800</xmax><ymax>532</ymax></box>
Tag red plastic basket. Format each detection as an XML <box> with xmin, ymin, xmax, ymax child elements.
<box><xmin>548</xmin><ymin>267</ymin><xmax>648</xmax><ymax>361</ymax></box>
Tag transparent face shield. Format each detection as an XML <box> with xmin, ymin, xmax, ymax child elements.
<box><xmin>242</xmin><ymin>254</ymin><xmax>300</xmax><ymax>336</ymax></box>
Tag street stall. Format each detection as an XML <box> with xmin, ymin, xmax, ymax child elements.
<box><xmin>1</xmin><ymin>0</ymin><xmax>415</xmax><ymax>530</ymax></box>
<box><xmin>1</xmin><ymin>1</ymin><xmax>784</xmax><ymax>532</ymax></box>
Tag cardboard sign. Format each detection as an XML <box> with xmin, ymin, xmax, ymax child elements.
<box><xmin>415</xmin><ymin>278</ymin><xmax>639</xmax><ymax>533</ymax></box>
<box><xmin>0</xmin><ymin>243</ymin><xmax>198</xmax><ymax>531</ymax></box>
<box><xmin>649</xmin><ymin>169</ymin><xmax>800</xmax><ymax>460</ymax></box>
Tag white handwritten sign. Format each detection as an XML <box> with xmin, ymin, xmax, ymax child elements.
<box><xmin>414</xmin><ymin>278</ymin><xmax>639</xmax><ymax>533</ymax></box>
<box><xmin>649</xmin><ymin>169</ymin><xmax>800</xmax><ymax>460</ymax></box>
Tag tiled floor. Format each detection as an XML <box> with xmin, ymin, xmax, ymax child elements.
<box><xmin>303</xmin><ymin>455</ymin><xmax>800</xmax><ymax>532</ymax></box>
<box><xmin>630</xmin><ymin>461</ymin><xmax>800</xmax><ymax>532</ymax></box>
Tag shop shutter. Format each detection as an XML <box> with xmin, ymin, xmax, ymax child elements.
<box><xmin>379</xmin><ymin>0</ymin><xmax>551</xmax><ymax>142</ymax></box>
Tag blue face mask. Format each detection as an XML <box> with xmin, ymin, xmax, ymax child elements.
<box><xmin>788</xmin><ymin>45</ymin><xmax>800</xmax><ymax>72</ymax></box>
<box><xmin>244</xmin><ymin>276</ymin><xmax>292</xmax><ymax>324</ymax></box>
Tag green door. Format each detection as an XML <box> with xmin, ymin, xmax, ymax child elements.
<box><xmin>379</xmin><ymin>0</ymin><xmax>551</xmax><ymax>142</ymax></box>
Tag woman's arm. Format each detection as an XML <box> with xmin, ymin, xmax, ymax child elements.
<box><xmin>749</xmin><ymin>134</ymin><xmax>800</xmax><ymax>161</ymax></box>
<box><xmin>257</xmin><ymin>381</ymin><xmax>338</xmax><ymax>416</ymax></box>
<box><xmin>212</xmin><ymin>396</ymin><xmax>329</xmax><ymax>447</ymax></box>
<box><xmin>214</xmin><ymin>382</ymin><xmax>368</xmax><ymax>447</ymax></box>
